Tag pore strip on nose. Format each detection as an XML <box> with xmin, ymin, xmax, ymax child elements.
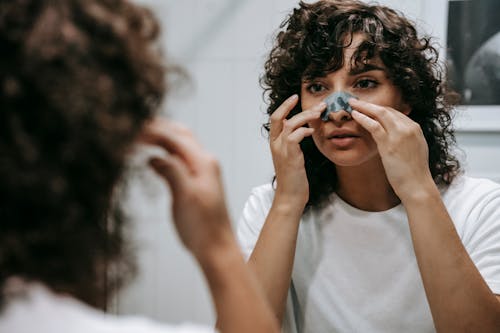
<box><xmin>321</xmin><ymin>91</ymin><xmax>358</xmax><ymax>122</ymax></box>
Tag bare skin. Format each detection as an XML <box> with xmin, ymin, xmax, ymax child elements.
<box><xmin>350</xmin><ymin>99</ymin><xmax>500</xmax><ymax>332</ymax></box>
<box><xmin>139</xmin><ymin>118</ymin><xmax>279</xmax><ymax>333</ymax></box>
<box><xmin>248</xmin><ymin>33</ymin><xmax>500</xmax><ymax>331</ymax></box>
<box><xmin>248</xmin><ymin>95</ymin><xmax>325</xmax><ymax>323</ymax></box>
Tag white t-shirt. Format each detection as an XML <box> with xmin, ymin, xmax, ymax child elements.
<box><xmin>0</xmin><ymin>280</ymin><xmax>214</xmax><ymax>333</ymax></box>
<box><xmin>237</xmin><ymin>176</ymin><xmax>500</xmax><ymax>333</ymax></box>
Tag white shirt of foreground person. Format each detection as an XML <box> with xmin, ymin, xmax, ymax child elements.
<box><xmin>0</xmin><ymin>279</ymin><xmax>215</xmax><ymax>333</ymax></box>
<box><xmin>237</xmin><ymin>175</ymin><xmax>500</xmax><ymax>333</ymax></box>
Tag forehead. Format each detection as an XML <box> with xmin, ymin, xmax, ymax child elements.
<box><xmin>302</xmin><ymin>32</ymin><xmax>386</xmax><ymax>80</ymax></box>
<box><xmin>343</xmin><ymin>33</ymin><xmax>366</xmax><ymax>57</ymax></box>
<box><xmin>342</xmin><ymin>33</ymin><xmax>383</xmax><ymax>66</ymax></box>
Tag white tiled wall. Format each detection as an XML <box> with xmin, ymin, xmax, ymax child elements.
<box><xmin>117</xmin><ymin>0</ymin><xmax>500</xmax><ymax>326</ymax></box>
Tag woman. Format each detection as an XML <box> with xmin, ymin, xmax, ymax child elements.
<box><xmin>0</xmin><ymin>0</ymin><xmax>278</xmax><ymax>332</ymax></box>
<box><xmin>237</xmin><ymin>1</ymin><xmax>500</xmax><ymax>332</ymax></box>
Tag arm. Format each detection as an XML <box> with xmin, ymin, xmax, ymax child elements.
<box><xmin>139</xmin><ymin>118</ymin><xmax>279</xmax><ymax>333</ymax></box>
<box><xmin>247</xmin><ymin>197</ymin><xmax>303</xmax><ymax>323</ymax></box>
<box><xmin>350</xmin><ymin>99</ymin><xmax>500</xmax><ymax>332</ymax></box>
<box><xmin>403</xmin><ymin>181</ymin><xmax>500</xmax><ymax>332</ymax></box>
<box><xmin>247</xmin><ymin>95</ymin><xmax>325</xmax><ymax>323</ymax></box>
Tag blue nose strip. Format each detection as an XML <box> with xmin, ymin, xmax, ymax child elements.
<box><xmin>321</xmin><ymin>91</ymin><xmax>358</xmax><ymax>121</ymax></box>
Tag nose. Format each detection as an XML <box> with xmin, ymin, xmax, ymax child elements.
<box><xmin>327</xmin><ymin>108</ymin><xmax>352</xmax><ymax>123</ymax></box>
<box><xmin>323</xmin><ymin>92</ymin><xmax>354</xmax><ymax>124</ymax></box>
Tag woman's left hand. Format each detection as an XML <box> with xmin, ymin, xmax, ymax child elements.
<box><xmin>349</xmin><ymin>98</ymin><xmax>435</xmax><ymax>202</ymax></box>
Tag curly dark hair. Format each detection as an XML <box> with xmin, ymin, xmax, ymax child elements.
<box><xmin>262</xmin><ymin>0</ymin><xmax>461</xmax><ymax>209</ymax></box>
<box><xmin>0</xmin><ymin>0</ymin><xmax>165</xmax><ymax>308</ymax></box>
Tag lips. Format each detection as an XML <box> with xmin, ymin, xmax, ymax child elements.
<box><xmin>326</xmin><ymin>130</ymin><xmax>360</xmax><ymax>148</ymax></box>
<box><xmin>327</xmin><ymin>131</ymin><xmax>359</xmax><ymax>139</ymax></box>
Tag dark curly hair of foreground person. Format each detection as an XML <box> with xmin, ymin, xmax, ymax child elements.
<box><xmin>261</xmin><ymin>0</ymin><xmax>461</xmax><ymax>210</ymax></box>
<box><xmin>0</xmin><ymin>0</ymin><xmax>165</xmax><ymax>308</ymax></box>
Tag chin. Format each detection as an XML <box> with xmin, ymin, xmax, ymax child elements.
<box><xmin>325</xmin><ymin>151</ymin><xmax>379</xmax><ymax>167</ymax></box>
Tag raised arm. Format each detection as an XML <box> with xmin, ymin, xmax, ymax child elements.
<box><xmin>246</xmin><ymin>95</ymin><xmax>324</xmax><ymax>323</ymax></box>
<box><xmin>139</xmin><ymin>118</ymin><xmax>279</xmax><ymax>333</ymax></box>
<box><xmin>351</xmin><ymin>99</ymin><xmax>500</xmax><ymax>332</ymax></box>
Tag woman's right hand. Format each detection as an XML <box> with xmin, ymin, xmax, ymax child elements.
<box><xmin>250</xmin><ymin>96</ymin><xmax>324</xmax><ymax>322</ymax></box>
<box><xmin>269</xmin><ymin>94</ymin><xmax>325</xmax><ymax>208</ymax></box>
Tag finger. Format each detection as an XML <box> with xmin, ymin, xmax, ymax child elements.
<box><xmin>281</xmin><ymin>102</ymin><xmax>325</xmax><ymax>136</ymax></box>
<box><xmin>140</xmin><ymin>118</ymin><xmax>201</xmax><ymax>150</ymax></box>
<box><xmin>269</xmin><ymin>94</ymin><xmax>299</xmax><ymax>140</ymax></box>
<box><xmin>351</xmin><ymin>110</ymin><xmax>387</xmax><ymax>142</ymax></box>
<box><xmin>286</xmin><ymin>127</ymin><xmax>315</xmax><ymax>144</ymax></box>
<box><xmin>149</xmin><ymin>156</ymin><xmax>189</xmax><ymax>194</ymax></box>
<box><xmin>348</xmin><ymin>98</ymin><xmax>398</xmax><ymax>130</ymax></box>
<box><xmin>140</xmin><ymin>118</ymin><xmax>206</xmax><ymax>171</ymax></box>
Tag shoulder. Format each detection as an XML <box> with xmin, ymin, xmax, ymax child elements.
<box><xmin>443</xmin><ymin>174</ymin><xmax>500</xmax><ymax>204</ymax></box>
<box><xmin>236</xmin><ymin>184</ymin><xmax>274</xmax><ymax>258</ymax></box>
<box><xmin>441</xmin><ymin>177</ymin><xmax>500</xmax><ymax>293</ymax></box>
<box><xmin>249</xmin><ymin>183</ymin><xmax>275</xmax><ymax>202</ymax></box>
<box><xmin>0</xmin><ymin>281</ymin><xmax>214</xmax><ymax>333</ymax></box>
<box><xmin>240</xmin><ymin>183</ymin><xmax>275</xmax><ymax>218</ymax></box>
<box><xmin>442</xmin><ymin>174</ymin><xmax>500</xmax><ymax>232</ymax></box>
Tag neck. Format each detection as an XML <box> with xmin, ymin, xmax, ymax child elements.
<box><xmin>335</xmin><ymin>157</ymin><xmax>400</xmax><ymax>212</ymax></box>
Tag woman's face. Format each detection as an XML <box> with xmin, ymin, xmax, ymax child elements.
<box><xmin>301</xmin><ymin>34</ymin><xmax>410</xmax><ymax>168</ymax></box>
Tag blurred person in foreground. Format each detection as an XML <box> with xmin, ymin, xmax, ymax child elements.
<box><xmin>0</xmin><ymin>0</ymin><xmax>278</xmax><ymax>332</ymax></box>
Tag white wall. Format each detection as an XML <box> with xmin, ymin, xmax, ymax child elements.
<box><xmin>116</xmin><ymin>0</ymin><xmax>500</xmax><ymax>326</ymax></box>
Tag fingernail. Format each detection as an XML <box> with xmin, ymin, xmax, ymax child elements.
<box><xmin>289</xmin><ymin>94</ymin><xmax>298</xmax><ymax>101</ymax></box>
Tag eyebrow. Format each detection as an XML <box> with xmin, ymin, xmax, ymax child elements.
<box><xmin>349</xmin><ymin>64</ymin><xmax>385</xmax><ymax>75</ymax></box>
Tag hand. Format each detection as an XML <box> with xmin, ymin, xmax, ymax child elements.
<box><xmin>140</xmin><ymin>118</ymin><xmax>280</xmax><ymax>333</ymax></box>
<box><xmin>349</xmin><ymin>99</ymin><xmax>435</xmax><ymax>201</ymax></box>
<box><xmin>138</xmin><ymin>118</ymin><xmax>232</xmax><ymax>259</ymax></box>
<box><xmin>269</xmin><ymin>95</ymin><xmax>324</xmax><ymax>207</ymax></box>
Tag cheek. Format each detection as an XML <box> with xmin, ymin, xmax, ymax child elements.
<box><xmin>301</xmin><ymin>100</ymin><xmax>315</xmax><ymax>111</ymax></box>
<box><xmin>300</xmin><ymin>91</ymin><xmax>325</xmax><ymax>111</ymax></box>
<box><xmin>360</xmin><ymin>132</ymin><xmax>380</xmax><ymax>158</ymax></box>
<box><xmin>308</xmin><ymin>119</ymin><xmax>326</xmax><ymax>145</ymax></box>
<box><xmin>307</xmin><ymin>120</ymin><xmax>322</xmax><ymax>146</ymax></box>
<box><xmin>358</xmin><ymin>91</ymin><xmax>390</xmax><ymax>105</ymax></box>
<box><xmin>311</xmin><ymin>131</ymin><xmax>324</xmax><ymax>154</ymax></box>
<box><xmin>361</xmin><ymin>87</ymin><xmax>406</xmax><ymax>111</ymax></box>
<box><xmin>365</xmin><ymin>135</ymin><xmax>378</xmax><ymax>150</ymax></box>
<box><xmin>308</xmin><ymin>117</ymin><xmax>323</xmax><ymax>130</ymax></box>
<box><xmin>357</xmin><ymin>126</ymin><xmax>376</xmax><ymax>145</ymax></box>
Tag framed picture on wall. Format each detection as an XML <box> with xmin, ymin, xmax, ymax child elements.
<box><xmin>446</xmin><ymin>0</ymin><xmax>500</xmax><ymax>131</ymax></box>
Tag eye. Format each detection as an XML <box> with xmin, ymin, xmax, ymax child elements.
<box><xmin>354</xmin><ymin>79</ymin><xmax>379</xmax><ymax>89</ymax></box>
<box><xmin>306</xmin><ymin>82</ymin><xmax>327</xmax><ymax>94</ymax></box>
